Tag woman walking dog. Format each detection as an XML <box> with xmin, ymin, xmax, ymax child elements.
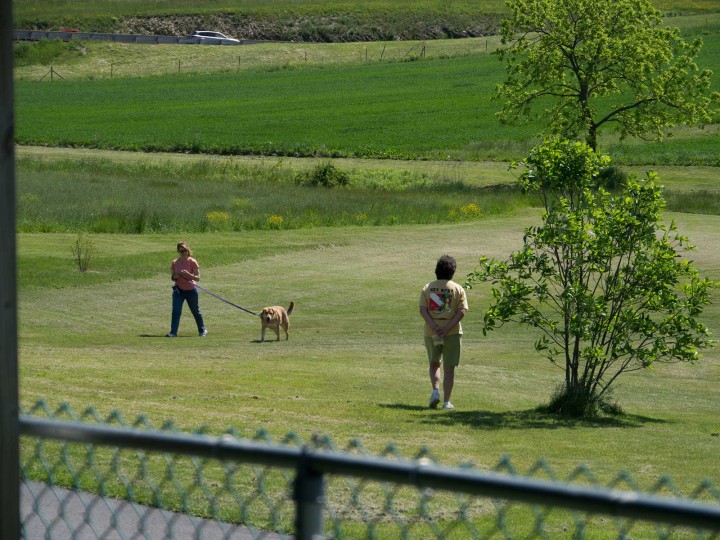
<box><xmin>166</xmin><ymin>242</ymin><xmax>207</xmax><ymax>337</ymax></box>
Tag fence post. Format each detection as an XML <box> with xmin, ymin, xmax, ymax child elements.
<box><xmin>294</xmin><ymin>449</ymin><xmax>325</xmax><ymax>540</ymax></box>
<box><xmin>0</xmin><ymin>0</ymin><xmax>20</xmax><ymax>537</ymax></box>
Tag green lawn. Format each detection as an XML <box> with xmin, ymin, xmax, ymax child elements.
<box><xmin>18</xmin><ymin>213</ymin><xmax>720</xmax><ymax>496</ymax></box>
<box><xmin>12</xmin><ymin>4</ymin><xmax>720</xmax><ymax>530</ymax></box>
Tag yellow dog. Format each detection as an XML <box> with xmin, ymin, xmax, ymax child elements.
<box><xmin>259</xmin><ymin>301</ymin><xmax>295</xmax><ymax>342</ymax></box>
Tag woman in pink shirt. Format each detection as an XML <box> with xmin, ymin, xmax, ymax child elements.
<box><xmin>166</xmin><ymin>242</ymin><xmax>207</xmax><ymax>337</ymax></box>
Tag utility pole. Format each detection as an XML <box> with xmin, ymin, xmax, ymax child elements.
<box><xmin>0</xmin><ymin>0</ymin><xmax>20</xmax><ymax>536</ymax></box>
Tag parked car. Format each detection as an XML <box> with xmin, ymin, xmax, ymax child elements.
<box><xmin>189</xmin><ymin>31</ymin><xmax>240</xmax><ymax>43</ymax></box>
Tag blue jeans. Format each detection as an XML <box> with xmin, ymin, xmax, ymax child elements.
<box><xmin>170</xmin><ymin>287</ymin><xmax>206</xmax><ymax>335</ymax></box>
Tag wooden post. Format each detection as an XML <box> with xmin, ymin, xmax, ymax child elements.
<box><xmin>0</xmin><ymin>0</ymin><xmax>20</xmax><ymax>537</ymax></box>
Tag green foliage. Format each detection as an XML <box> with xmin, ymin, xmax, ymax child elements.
<box><xmin>14</xmin><ymin>39</ymin><xmax>85</xmax><ymax>67</ymax></box>
<box><xmin>466</xmin><ymin>138</ymin><xmax>717</xmax><ymax>417</ymax></box>
<box><xmin>495</xmin><ymin>0</ymin><xmax>720</xmax><ymax>151</ymax></box>
<box><xmin>297</xmin><ymin>161</ymin><xmax>350</xmax><ymax>188</ymax></box>
<box><xmin>596</xmin><ymin>166</ymin><xmax>629</xmax><ymax>192</ymax></box>
<box><xmin>543</xmin><ymin>383</ymin><xmax>623</xmax><ymax>418</ymax></box>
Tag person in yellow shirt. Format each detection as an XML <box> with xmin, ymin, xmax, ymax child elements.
<box><xmin>419</xmin><ymin>255</ymin><xmax>468</xmax><ymax>410</ymax></box>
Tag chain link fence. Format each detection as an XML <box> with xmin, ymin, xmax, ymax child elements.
<box><xmin>18</xmin><ymin>400</ymin><xmax>720</xmax><ymax>539</ymax></box>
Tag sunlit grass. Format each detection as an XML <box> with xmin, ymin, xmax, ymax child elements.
<box><xmin>15</xmin><ymin>31</ymin><xmax>720</xmax><ymax>165</ymax></box>
<box><xmin>15</xmin><ymin>156</ymin><xmax>538</xmax><ymax>236</ymax></box>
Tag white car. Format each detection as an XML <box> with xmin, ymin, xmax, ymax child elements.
<box><xmin>190</xmin><ymin>31</ymin><xmax>240</xmax><ymax>43</ymax></box>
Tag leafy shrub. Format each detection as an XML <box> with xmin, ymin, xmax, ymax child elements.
<box><xmin>596</xmin><ymin>165</ymin><xmax>628</xmax><ymax>191</ymax></box>
<box><xmin>71</xmin><ymin>232</ymin><xmax>96</xmax><ymax>272</ymax></box>
<box><xmin>14</xmin><ymin>40</ymin><xmax>85</xmax><ymax>67</ymax></box>
<box><xmin>543</xmin><ymin>383</ymin><xmax>622</xmax><ymax>418</ymax></box>
<box><xmin>297</xmin><ymin>162</ymin><xmax>349</xmax><ymax>188</ymax></box>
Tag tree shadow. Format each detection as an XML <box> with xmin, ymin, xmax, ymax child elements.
<box><xmin>380</xmin><ymin>403</ymin><xmax>669</xmax><ymax>430</ymax></box>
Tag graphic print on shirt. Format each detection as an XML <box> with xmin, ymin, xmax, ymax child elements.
<box><xmin>428</xmin><ymin>288</ymin><xmax>452</xmax><ymax>315</ymax></box>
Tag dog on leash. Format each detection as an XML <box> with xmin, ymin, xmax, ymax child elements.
<box><xmin>259</xmin><ymin>301</ymin><xmax>295</xmax><ymax>342</ymax></box>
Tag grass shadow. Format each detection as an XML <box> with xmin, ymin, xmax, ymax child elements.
<box><xmin>381</xmin><ymin>404</ymin><xmax>669</xmax><ymax>430</ymax></box>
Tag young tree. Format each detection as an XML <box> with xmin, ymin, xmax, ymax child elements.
<box><xmin>495</xmin><ymin>0</ymin><xmax>719</xmax><ymax>151</ymax></box>
<box><xmin>465</xmin><ymin>139</ymin><xmax>716</xmax><ymax>417</ymax></box>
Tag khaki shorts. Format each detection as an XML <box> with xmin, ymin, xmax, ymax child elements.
<box><xmin>424</xmin><ymin>334</ymin><xmax>462</xmax><ymax>367</ymax></box>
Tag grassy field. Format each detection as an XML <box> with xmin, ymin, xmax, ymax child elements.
<box><xmin>12</xmin><ymin>0</ymin><xmax>509</xmax><ymax>42</ymax></box>
<box><xmin>12</xmin><ymin>3</ymin><xmax>720</xmax><ymax>532</ymax></box>
<box><xmin>13</xmin><ymin>13</ymin><xmax>720</xmax><ymax>82</ymax></box>
<box><xmin>14</xmin><ymin>16</ymin><xmax>720</xmax><ymax>164</ymax></box>
<box><xmin>12</xmin><ymin>0</ymin><xmax>720</xmax><ymax>21</ymax></box>
<box><xmin>12</xmin><ymin>0</ymin><xmax>510</xmax><ymax>18</ymax></box>
<box><xmin>12</xmin><ymin>37</ymin><xmax>505</xmax><ymax>80</ymax></box>
<box><xmin>14</xmin><ymin>152</ymin><xmax>720</xmax><ymax>497</ymax></box>
<box><xmin>18</xmin><ymin>214</ymin><xmax>720</xmax><ymax>494</ymax></box>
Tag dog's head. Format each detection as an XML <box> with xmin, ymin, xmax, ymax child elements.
<box><xmin>260</xmin><ymin>307</ymin><xmax>276</xmax><ymax>323</ymax></box>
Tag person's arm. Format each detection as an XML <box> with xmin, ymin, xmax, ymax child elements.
<box><xmin>436</xmin><ymin>308</ymin><xmax>466</xmax><ymax>337</ymax></box>
<box><xmin>178</xmin><ymin>263</ymin><xmax>200</xmax><ymax>282</ymax></box>
<box><xmin>419</xmin><ymin>306</ymin><xmax>441</xmax><ymax>336</ymax></box>
<box><xmin>171</xmin><ymin>262</ymin><xmax>179</xmax><ymax>281</ymax></box>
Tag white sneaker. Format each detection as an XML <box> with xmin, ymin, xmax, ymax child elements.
<box><xmin>165</xmin><ymin>333</ymin><xmax>177</xmax><ymax>337</ymax></box>
<box><xmin>442</xmin><ymin>402</ymin><xmax>454</xmax><ymax>410</ymax></box>
<box><xmin>199</xmin><ymin>329</ymin><xmax>208</xmax><ymax>337</ymax></box>
<box><xmin>429</xmin><ymin>389</ymin><xmax>440</xmax><ymax>409</ymax></box>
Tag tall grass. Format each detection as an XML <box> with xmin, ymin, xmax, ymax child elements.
<box><xmin>16</xmin><ymin>157</ymin><xmax>537</xmax><ymax>235</ymax></box>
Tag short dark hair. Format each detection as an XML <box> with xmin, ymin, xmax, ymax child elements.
<box><xmin>435</xmin><ymin>255</ymin><xmax>457</xmax><ymax>280</ymax></box>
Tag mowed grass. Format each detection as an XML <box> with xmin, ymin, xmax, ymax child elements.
<box><xmin>18</xmin><ymin>213</ymin><xmax>720</xmax><ymax>495</ymax></box>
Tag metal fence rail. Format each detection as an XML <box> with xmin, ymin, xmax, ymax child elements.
<box><xmin>18</xmin><ymin>412</ymin><xmax>720</xmax><ymax>539</ymax></box>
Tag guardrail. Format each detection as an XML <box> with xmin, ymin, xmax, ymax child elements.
<box><xmin>12</xmin><ymin>30</ymin><xmax>267</xmax><ymax>45</ymax></box>
<box><xmin>18</xmin><ymin>414</ymin><xmax>720</xmax><ymax>539</ymax></box>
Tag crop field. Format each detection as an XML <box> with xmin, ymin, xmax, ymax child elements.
<box><xmin>11</xmin><ymin>5</ymin><xmax>720</xmax><ymax>532</ymax></box>
<box><xmin>14</xmin><ymin>23</ymin><xmax>720</xmax><ymax>164</ymax></box>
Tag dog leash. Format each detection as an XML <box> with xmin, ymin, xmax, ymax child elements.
<box><xmin>195</xmin><ymin>284</ymin><xmax>258</xmax><ymax>316</ymax></box>
<box><xmin>178</xmin><ymin>276</ymin><xmax>257</xmax><ymax>316</ymax></box>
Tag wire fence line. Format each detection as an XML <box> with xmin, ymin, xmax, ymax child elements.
<box><xmin>15</xmin><ymin>401</ymin><xmax>720</xmax><ymax>539</ymax></box>
<box><xmin>13</xmin><ymin>30</ymin><xmax>498</xmax><ymax>81</ymax></box>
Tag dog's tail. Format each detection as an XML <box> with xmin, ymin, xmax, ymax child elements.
<box><xmin>287</xmin><ymin>300</ymin><xmax>295</xmax><ymax>316</ymax></box>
